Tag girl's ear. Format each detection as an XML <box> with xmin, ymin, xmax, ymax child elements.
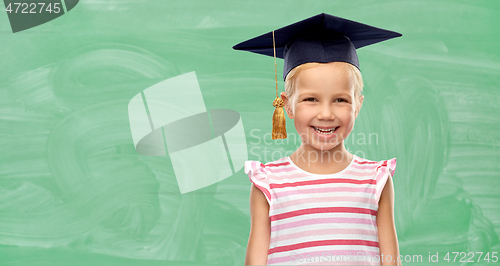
<box><xmin>281</xmin><ymin>91</ymin><xmax>294</xmax><ymax>119</ymax></box>
<box><xmin>355</xmin><ymin>95</ymin><xmax>364</xmax><ymax>119</ymax></box>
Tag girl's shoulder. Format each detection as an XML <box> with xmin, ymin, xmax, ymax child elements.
<box><xmin>244</xmin><ymin>156</ymin><xmax>290</xmax><ymax>176</ymax></box>
<box><xmin>353</xmin><ymin>155</ymin><xmax>397</xmax><ymax>172</ymax></box>
<box><xmin>354</xmin><ymin>155</ymin><xmax>397</xmax><ymax>202</ymax></box>
<box><xmin>243</xmin><ymin>157</ymin><xmax>289</xmax><ymax>205</ymax></box>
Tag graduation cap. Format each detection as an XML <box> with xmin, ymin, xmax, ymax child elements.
<box><xmin>233</xmin><ymin>13</ymin><xmax>402</xmax><ymax>139</ymax></box>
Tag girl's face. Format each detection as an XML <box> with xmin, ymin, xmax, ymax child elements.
<box><xmin>282</xmin><ymin>62</ymin><xmax>363</xmax><ymax>153</ymax></box>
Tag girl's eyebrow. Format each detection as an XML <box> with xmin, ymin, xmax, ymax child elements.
<box><xmin>298</xmin><ymin>92</ymin><xmax>352</xmax><ymax>99</ymax></box>
<box><xmin>298</xmin><ymin>92</ymin><xmax>320</xmax><ymax>98</ymax></box>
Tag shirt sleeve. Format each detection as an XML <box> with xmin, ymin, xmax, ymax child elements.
<box><xmin>244</xmin><ymin>160</ymin><xmax>271</xmax><ymax>205</ymax></box>
<box><xmin>375</xmin><ymin>158</ymin><xmax>397</xmax><ymax>204</ymax></box>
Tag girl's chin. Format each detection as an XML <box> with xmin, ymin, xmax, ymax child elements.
<box><xmin>307</xmin><ymin>136</ymin><xmax>345</xmax><ymax>150</ymax></box>
<box><xmin>305</xmin><ymin>142</ymin><xmax>342</xmax><ymax>152</ymax></box>
<box><xmin>313</xmin><ymin>145</ymin><xmax>340</xmax><ymax>152</ymax></box>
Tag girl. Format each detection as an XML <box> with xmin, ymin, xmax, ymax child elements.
<box><xmin>233</xmin><ymin>13</ymin><xmax>402</xmax><ymax>265</ymax></box>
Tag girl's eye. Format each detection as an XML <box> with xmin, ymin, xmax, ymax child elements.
<box><xmin>335</xmin><ymin>98</ymin><xmax>347</xmax><ymax>103</ymax></box>
<box><xmin>304</xmin><ymin>98</ymin><xmax>316</xmax><ymax>102</ymax></box>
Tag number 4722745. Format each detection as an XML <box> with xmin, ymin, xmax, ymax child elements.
<box><xmin>5</xmin><ymin>3</ymin><xmax>62</xmax><ymax>14</ymax></box>
<box><xmin>444</xmin><ymin>252</ymin><xmax>498</xmax><ymax>263</ymax></box>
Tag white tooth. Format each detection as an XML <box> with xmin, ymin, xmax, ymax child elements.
<box><xmin>313</xmin><ymin>127</ymin><xmax>336</xmax><ymax>134</ymax></box>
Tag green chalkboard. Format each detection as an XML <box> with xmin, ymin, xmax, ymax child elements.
<box><xmin>1</xmin><ymin>0</ymin><xmax>499</xmax><ymax>265</ymax></box>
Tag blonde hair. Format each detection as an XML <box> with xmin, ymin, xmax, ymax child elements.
<box><xmin>284</xmin><ymin>62</ymin><xmax>364</xmax><ymax>113</ymax></box>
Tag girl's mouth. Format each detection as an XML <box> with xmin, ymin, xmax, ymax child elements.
<box><xmin>311</xmin><ymin>126</ymin><xmax>339</xmax><ymax>135</ymax></box>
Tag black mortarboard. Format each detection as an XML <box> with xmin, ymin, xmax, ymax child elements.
<box><xmin>233</xmin><ymin>13</ymin><xmax>402</xmax><ymax>81</ymax></box>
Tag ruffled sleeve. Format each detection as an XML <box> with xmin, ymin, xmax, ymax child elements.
<box><xmin>244</xmin><ymin>160</ymin><xmax>271</xmax><ymax>205</ymax></box>
<box><xmin>375</xmin><ymin>158</ymin><xmax>397</xmax><ymax>203</ymax></box>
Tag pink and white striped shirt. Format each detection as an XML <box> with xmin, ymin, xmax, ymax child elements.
<box><xmin>244</xmin><ymin>154</ymin><xmax>397</xmax><ymax>265</ymax></box>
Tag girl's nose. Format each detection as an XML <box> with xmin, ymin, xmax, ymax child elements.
<box><xmin>317</xmin><ymin>104</ymin><xmax>335</xmax><ymax>120</ymax></box>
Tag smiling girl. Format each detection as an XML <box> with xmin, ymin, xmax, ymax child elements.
<box><xmin>234</xmin><ymin>13</ymin><xmax>402</xmax><ymax>265</ymax></box>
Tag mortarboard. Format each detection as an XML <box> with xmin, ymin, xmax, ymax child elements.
<box><xmin>232</xmin><ymin>13</ymin><xmax>402</xmax><ymax>139</ymax></box>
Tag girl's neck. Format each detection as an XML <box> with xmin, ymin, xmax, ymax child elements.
<box><xmin>289</xmin><ymin>143</ymin><xmax>353</xmax><ymax>175</ymax></box>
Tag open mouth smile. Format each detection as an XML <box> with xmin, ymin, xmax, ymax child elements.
<box><xmin>311</xmin><ymin>126</ymin><xmax>339</xmax><ymax>135</ymax></box>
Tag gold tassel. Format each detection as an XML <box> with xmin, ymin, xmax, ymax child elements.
<box><xmin>272</xmin><ymin>97</ymin><xmax>287</xmax><ymax>139</ymax></box>
<box><xmin>271</xmin><ymin>30</ymin><xmax>287</xmax><ymax>140</ymax></box>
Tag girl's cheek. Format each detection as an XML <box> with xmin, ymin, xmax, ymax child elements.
<box><xmin>338</xmin><ymin>105</ymin><xmax>355</xmax><ymax>114</ymax></box>
<box><xmin>295</xmin><ymin>105</ymin><xmax>309</xmax><ymax>113</ymax></box>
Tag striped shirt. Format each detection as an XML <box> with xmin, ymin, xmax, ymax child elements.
<box><xmin>244</xmin><ymin>154</ymin><xmax>397</xmax><ymax>265</ymax></box>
